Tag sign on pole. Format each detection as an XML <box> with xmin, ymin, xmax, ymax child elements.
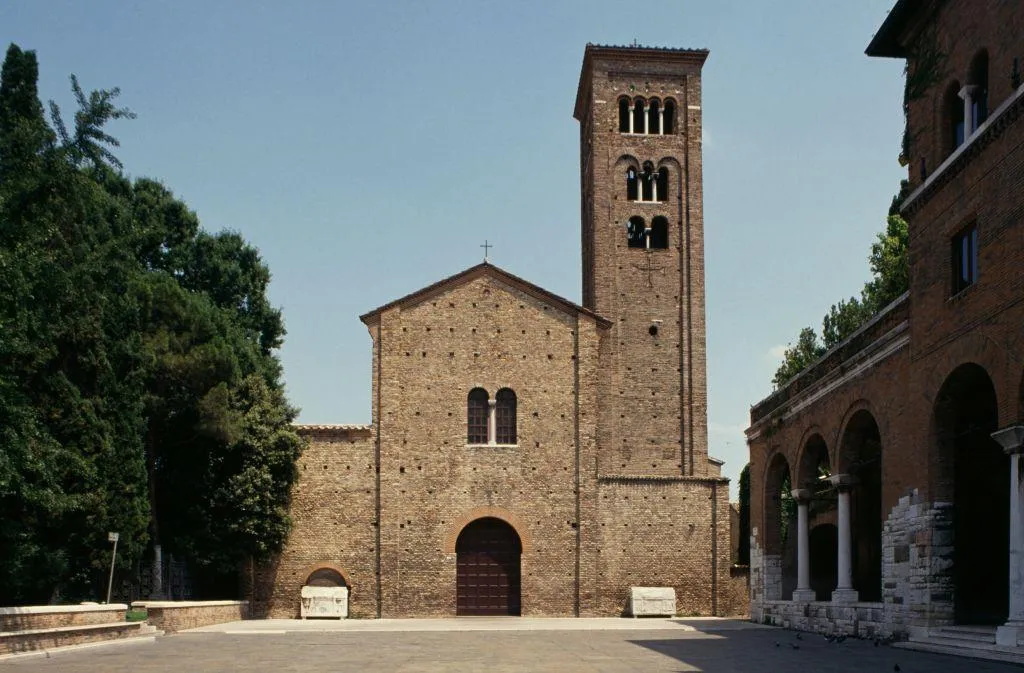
<box><xmin>106</xmin><ymin>532</ymin><xmax>119</xmax><ymax>604</ymax></box>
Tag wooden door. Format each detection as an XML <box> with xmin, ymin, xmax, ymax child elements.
<box><xmin>456</xmin><ymin>518</ymin><xmax>521</xmax><ymax>616</ymax></box>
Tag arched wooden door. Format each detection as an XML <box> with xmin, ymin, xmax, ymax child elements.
<box><xmin>456</xmin><ymin>518</ymin><xmax>522</xmax><ymax>616</ymax></box>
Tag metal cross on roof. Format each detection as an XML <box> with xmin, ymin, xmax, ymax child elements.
<box><xmin>481</xmin><ymin>240</ymin><xmax>492</xmax><ymax>262</ymax></box>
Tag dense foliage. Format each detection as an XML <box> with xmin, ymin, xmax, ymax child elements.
<box><xmin>0</xmin><ymin>44</ymin><xmax>303</xmax><ymax>604</ymax></box>
<box><xmin>771</xmin><ymin>211</ymin><xmax>909</xmax><ymax>389</ymax></box>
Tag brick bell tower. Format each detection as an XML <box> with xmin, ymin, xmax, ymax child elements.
<box><xmin>574</xmin><ymin>44</ymin><xmax>710</xmax><ymax>477</ymax></box>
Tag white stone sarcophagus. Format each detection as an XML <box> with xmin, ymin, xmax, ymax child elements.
<box><xmin>300</xmin><ymin>585</ymin><xmax>349</xmax><ymax>619</ymax></box>
<box><xmin>627</xmin><ymin>586</ymin><xmax>677</xmax><ymax>617</ymax></box>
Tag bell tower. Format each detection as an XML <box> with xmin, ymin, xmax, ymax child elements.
<box><xmin>574</xmin><ymin>44</ymin><xmax>710</xmax><ymax>477</ymax></box>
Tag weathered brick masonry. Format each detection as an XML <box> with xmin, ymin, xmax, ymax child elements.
<box><xmin>256</xmin><ymin>44</ymin><xmax>734</xmax><ymax>618</ymax></box>
<box><xmin>747</xmin><ymin>0</ymin><xmax>1024</xmax><ymax>641</ymax></box>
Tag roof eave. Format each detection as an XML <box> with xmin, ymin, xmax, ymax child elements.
<box><xmin>865</xmin><ymin>0</ymin><xmax>925</xmax><ymax>58</ymax></box>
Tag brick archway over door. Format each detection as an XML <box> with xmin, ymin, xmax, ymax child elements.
<box><xmin>456</xmin><ymin>518</ymin><xmax>522</xmax><ymax>616</ymax></box>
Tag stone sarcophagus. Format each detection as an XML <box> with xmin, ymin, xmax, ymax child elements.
<box><xmin>627</xmin><ymin>587</ymin><xmax>677</xmax><ymax>617</ymax></box>
<box><xmin>300</xmin><ymin>585</ymin><xmax>349</xmax><ymax>619</ymax></box>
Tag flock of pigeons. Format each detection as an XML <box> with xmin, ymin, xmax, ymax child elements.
<box><xmin>773</xmin><ymin>632</ymin><xmax>901</xmax><ymax>671</ymax></box>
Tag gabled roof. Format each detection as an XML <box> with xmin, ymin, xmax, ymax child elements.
<box><xmin>574</xmin><ymin>43</ymin><xmax>710</xmax><ymax>121</ymax></box>
<box><xmin>359</xmin><ymin>262</ymin><xmax>612</xmax><ymax>329</ymax></box>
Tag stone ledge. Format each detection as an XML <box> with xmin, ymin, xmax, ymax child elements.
<box><xmin>0</xmin><ymin>604</ymin><xmax>128</xmax><ymax>615</ymax></box>
<box><xmin>0</xmin><ymin>621</ymin><xmax>147</xmax><ymax>657</ymax></box>
<box><xmin>0</xmin><ymin>604</ymin><xmax>128</xmax><ymax>632</ymax></box>
<box><xmin>132</xmin><ymin>600</ymin><xmax>243</xmax><ymax>609</ymax></box>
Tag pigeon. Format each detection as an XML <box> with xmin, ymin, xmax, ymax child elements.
<box><xmin>795</xmin><ymin>633</ymin><xmax>803</xmax><ymax>640</ymax></box>
<box><xmin>894</xmin><ymin>665</ymin><xmax>901</xmax><ymax>672</ymax></box>
<box><xmin>825</xmin><ymin>634</ymin><xmax>837</xmax><ymax>643</ymax></box>
<box><xmin>836</xmin><ymin>635</ymin><xmax>847</xmax><ymax>643</ymax></box>
<box><xmin>790</xmin><ymin>643</ymin><xmax>800</xmax><ymax>650</ymax></box>
<box><xmin>774</xmin><ymin>641</ymin><xmax>780</xmax><ymax>648</ymax></box>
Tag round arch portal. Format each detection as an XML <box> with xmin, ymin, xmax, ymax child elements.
<box><xmin>455</xmin><ymin>517</ymin><xmax>522</xmax><ymax>616</ymax></box>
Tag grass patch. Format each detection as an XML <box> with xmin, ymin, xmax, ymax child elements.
<box><xmin>126</xmin><ymin>609</ymin><xmax>148</xmax><ymax>622</ymax></box>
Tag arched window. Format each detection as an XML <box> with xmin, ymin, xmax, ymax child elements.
<box><xmin>649</xmin><ymin>216</ymin><xmax>669</xmax><ymax>249</ymax></box>
<box><xmin>495</xmin><ymin>388</ymin><xmax>517</xmax><ymax>444</ymax></box>
<box><xmin>618</xmin><ymin>97</ymin><xmax>631</xmax><ymax>133</ymax></box>
<box><xmin>627</xmin><ymin>216</ymin><xmax>646</xmax><ymax>248</ymax></box>
<box><xmin>468</xmin><ymin>388</ymin><xmax>489</xmax><ymax>444</ymax></box>
<box><xmin>945</xmin><ymin>81</ymin><xmax>965</xmax><ymax>155</ymax></box>
<box><xmin>632</xmin><ymin>99</ymin><xmax>645</xmax><ymax>134</ymax></box>
<box><xmin>969</xmin><ymin>50</ymin><xmax>989</xmax><ymax>131</ymax></box>
<box><xmin>647</xmin><ymin>99</ymin><xmax>661</xmax><ymax>135</ymax></box>
<box><xmin>663</xmin><ymin>99</ymin><xmax>676</xmax><ymax>134</ymax></box>
<box><xmin>640</xmin><ymin>161</ymin><xmax>655</xmax><ymax>201</ymax></box>
<box><xmin>656</xmin><ymin>167</ymin><xmax>668</xmax><ymax>202</ymax></box>
<box><xmin>626</xmin><ymin>167</ymin><xmax>639</xmax><ymax>201</ymax></box>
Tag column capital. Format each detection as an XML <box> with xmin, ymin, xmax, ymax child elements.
<box><xmin>828</xmin><ymin>474</ymin><xmax>858</xmax><ymax>490</ymax></box>
<box><xmin>959</xmin><ymin>84</ymin><xmax>980</xmax><ymax>100</ymax></box>
<box><xmin>992</xmin><ymin>425</ymin><xmax>1024</xmax><ymax>454</ymax></box>
<box><xmin>790</xmin><ymin>489</ymin><xmax>813</xmax><ymax>502</ymax></box>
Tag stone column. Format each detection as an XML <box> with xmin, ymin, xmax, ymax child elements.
<box><xmin>642</xmin><ymin>102</ymin><xmax>648</xmax><ymax>135</ymax></box>
<box><xmin>830</xmin><ymin>474</ymin><xmax>859</xmax><ymax>603</ymax></box>
<box><xmin>993</xmin><ymin>425</ymin><xmax>1024</xmax><ymax>646</ymax></box>
<box><xmin>658</xmin><ymin>107</ymin><xmax>664</xmax><ymax>135</ymax></box>
<box><xmin>791</xmin><ymin>489</ymin><xmax>815</xmax><ymax>602</ymax></box>
<box><xmin>487</xmin><ymin>399</ymin><xmax>497</xmax><ymax>446</ymax></box>
<box><xmin>959</xmin><ymin>85</ymin><xmax>979</xmax><ymax>137</ymax></box>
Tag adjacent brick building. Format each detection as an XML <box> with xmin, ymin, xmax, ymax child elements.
<box><xmin>248</xmin><ymin>45</ymin><xmax>740</xmax><ymax>619</ymax></box>
<box><xmin>746</xmin><ymin>0</ymin><xmax>1024</xmax><ymax>648</ymax></box>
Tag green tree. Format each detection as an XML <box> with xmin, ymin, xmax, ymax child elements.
<box><xmin>772</xmin><ymin>212</ymin><xmax>909</xmax><ymax>388</ymax></box>
<box><xmin>0</xmin><ymin>44</ymin><xmax>149</xmax><ymax>603</ymax></box>
<box><xmin>772</xmin><ymin>327</ymin><xmax>824</xmax><ymax>389</ymax></box>
<box><xmin>0</xmin><ymin>43</ymin><xmax>302</xmax><ymax>602</ymax></box>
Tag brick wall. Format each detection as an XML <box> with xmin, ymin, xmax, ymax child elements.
<box><xmin>578</xmin><ymin>47</ymin><xmax>710</xmax><ymax>479</ymax></box>
<box><xmin>902</xmin><ymin>0</ymin><xmax>1024</xmax><ymax>191</ymax></box>
<box><xmin>255</xmin><ymin>426</ymin><xmax>377</xmax><ymax>619</ymax></box>
<box><xmin>372</xmin><ymin>276</ymin><xmax>598</xmax><ymax>616</ymax></box>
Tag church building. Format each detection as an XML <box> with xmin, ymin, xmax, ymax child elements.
<box><xmin>250</xmin><ymin>44</ymin><xmax>741</xmax><ymax>618</ymax></box>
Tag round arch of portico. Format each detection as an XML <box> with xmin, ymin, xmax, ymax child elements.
<box><xmin>793</xmin><ymin>424</ymin><xmax>829</xmax><ymax>490</ymax></box>
<box><xmin>834</xmin><ymin>399</ymin><xmax>884</xmax><ymax>473</ymax></box>
<box><xmin>443</xmin><ymin>507</ymin><xmax>532</xmax><ymax>554</ymax></box>
<box><xmin>300</xmin><ymin>562</ymin><xmax>351</xmax><ymax>588</ymax></box>
<box><xmin>921</xmin><ymin>330</ymin><xmax>1021</xmax><ymax>430</ymax></box>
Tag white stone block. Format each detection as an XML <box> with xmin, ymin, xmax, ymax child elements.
<box><xmin>300</xmin><ymin>585</ymin><xmax>348</xmax><ymax>619</ymax></box>
<box><xmin>627</xmin><ymin>587</ymin><xmax>676</xmax><ymax>617</ymax></box>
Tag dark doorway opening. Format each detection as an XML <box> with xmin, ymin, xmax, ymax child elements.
<box><xmin>456</xmin><ymin>517</ymin><xmax>522</xmax><ymax>616</ymax></box>
<box><xmin>937</xmin><ymin>364</ymin><xmax>1008</xmax><ymax>624</ymax></box>
<box><xmin>809</xmin><ymin>524</ymin><xmax>838</xmax><ymax>601</ymax></box>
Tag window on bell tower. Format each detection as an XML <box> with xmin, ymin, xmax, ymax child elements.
<box><xmin>627</xmin><ymin>216</ymin><xmax>646</xmax><ymax>248</ymax></box>
<box><xmin>650</xmin><ymin>217</ymin><xmax>669</xmax><ymax>249</ymax></box>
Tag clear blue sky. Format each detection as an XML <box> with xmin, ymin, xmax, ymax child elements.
<box><xmin>2</xmin><ymin>1</ymin><xmax>906</xmax><ymax>497</ymax></box>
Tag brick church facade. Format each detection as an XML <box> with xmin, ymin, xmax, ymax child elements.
<box><xmin>747</xmin><ymin>0</ymin><xmax>1024</xmax><ymax>648</ymax></box>
<box><xmin>248</xmin><ymin>45</ymin><xmax>742</xmax><ymax>618</ymax></box>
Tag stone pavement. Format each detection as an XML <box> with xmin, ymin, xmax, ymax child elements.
<box><xmin>1</xmin><ymin>618</ymin><xmax>1018</xmax><ymax>672</ymax></box>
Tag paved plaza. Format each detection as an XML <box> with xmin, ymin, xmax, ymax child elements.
<box><xmin>0</xmin><ymin>618</ymin><xmax>1017</xmax><ymax>672</ymax></box>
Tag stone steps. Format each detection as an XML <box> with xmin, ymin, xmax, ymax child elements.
<box><xmin>894</xmin><ymin>625</ymin><xmax>1024</xmax><ymax>666</ymax></box>
<box><xmin>894</xmin><ymin>639</ymin><xmax>1024</xmax><ymax>665</ymax></box>
<box><xmin>0</xmin><ymin>621</ymin><xmax>159</xmax><ymax>658</ymax></box>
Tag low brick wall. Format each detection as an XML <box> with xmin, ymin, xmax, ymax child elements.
<box><xmin>132</xmin><ymin>600</ymin><xmax>248</xmax><ymax>633</ymax></box>
<box><xmin>0</xmin><ymin>604</ymin><xmax>128</xmax><ymax>633</ymax></box>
